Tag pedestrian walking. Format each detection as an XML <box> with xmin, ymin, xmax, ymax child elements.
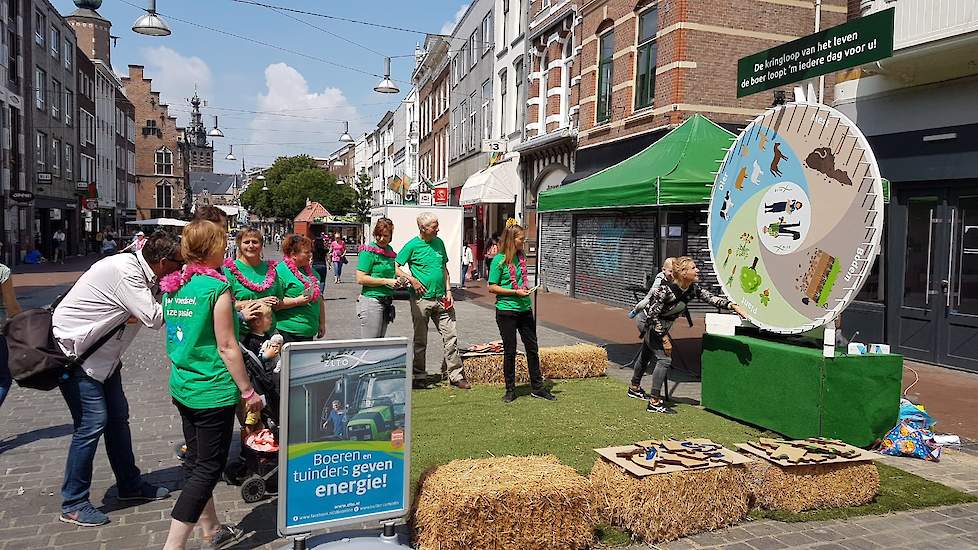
<box><xmin>312</xmin><ymin>233</ymin><xmax>329</xmax><ymax>292</ymax></box>
<box><xmin>488</xmin><ymin>224</ymin><xmax>555</xmax><ymax>403</ymax></box>
<box><xmin>52</xmin><ymin>231</ymin><xmax>183</xmax><ymax>526</ymax></box>
<box><xmin>461</xmin><ymin>242</ymin><xmax>473</xmax><ymax>288</ymax></box>
<box><xmin>355</xmin><ymin>218</ymin><xmax>399</xmax><ymax>338</ymax></box>
<box><xmin>101</xmin><ymin>234</ymin><xmax>118</xmax><ymax>255</ymax></box>
<box><xmin>275</xmin><ymin>232</ymin><xmax>283</xmax><ymax>251</ymax></box>
<box><xmin>0</xmin><ymin>263</ymin><xmax>23</xmax><ymax>409</ymax></box>
<box><xmin>330</xmin><ymin>233</ymin><xmax>347</xmax><ymax>284</ymax></box>
<box><xmin>120</xmin><ymin>231</ymin><xmax>147</xmax><ymax>253</ymax></box>
<box><xmin>396</xmin><ymin>212</ymin><xmax>470</xmax><ymax>389</ymax></box>
<box><xmin>53</xmin><ymin>227</ymin><xmax>67</xmax><ymax>263</ymax></box>
<box><xmin>159</xmin><ymin>219</ymin><xmax>263</xmax><ymax>550</ymax></box>
<box><xmin>628</xmin><ymin>256</ymin><xmax>747</xmax><ymax>414</ymax></box>
<box><xmin>483</xmin><ymin>234</ymin><xmax>499</xmax><ymax>279</ymax></box>
<box><xmin>275</xmin><ymin>234</ymin><xmax>326</xmax><ymax>344</ymax></box>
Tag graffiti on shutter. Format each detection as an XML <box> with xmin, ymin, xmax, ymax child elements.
<box><xmin>539</xmin><ymin>212</ymin><xmax>573</xmax><ymax>295</ymax></box>
<box><xmin>574</xmin><ymin>214</ymin><xmax>657</xmax><ymax>307</ymax></box>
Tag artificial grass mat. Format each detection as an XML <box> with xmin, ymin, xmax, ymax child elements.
<box><xmin>408</xmin><ymin>377</ymin><xmax>975</xmax><ymax>543</ymax></box>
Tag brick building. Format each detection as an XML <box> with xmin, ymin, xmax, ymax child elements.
<box><xmin>75</xmin><ymin>46</ymin><xmax>95</xmax><ymax>250</ymax></box>
<box><xmin>122</xmin><ymin>65</ymin><xmax>189</xmax><ymax>220</ymax></box>
<box><xmin>114</xmin><ymin>92</ymin><xmax>135</xmax><ymax>224</ymax></box>
<box><xmin>535</xmin><ymin>0</ymin><xmax>846</xmax><ymax>307</ymax></box>
<box><xmin>414</xmin><ymin>34</ymin><xmax>450</xmax><ymax>189</ymax></box>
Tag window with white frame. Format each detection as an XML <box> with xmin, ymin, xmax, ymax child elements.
<box><xmin>33</xmin><ymin>10</ymin><xmax>44</xmax><ymax>46</ymax></box>
<box><xmin>499</xmin><ymin>69</ymin><xmax>508</xmax><ymax>135</ymax></box>
<box><xmin>458</xmin><ymin>102</ymin><xmax>466</xmax><ymax>155</ymax></box>
<box><xmin>514</xmin><ymin>59</ymin><xmax>524</xmax><ymax>131</ymax></box>
<box><xmin>81</xmin><ymin>109</ymin><xmax>95</xmax><ymax>144</ymax></box>
<box><xmin>64</xmin><ymin>89</ymin><xmax>73</xmax><ymax>125</ymax></box>
<box><xmin>155</xmin><ymin>147</ymin><xmax>173</xmax><ymax>175</ymax></box>
<box><xmin>503</xmin><ymin>0</ymin><xmax>509</xmax><ymax>44</ymax></box>
<box><xmin>469</xmin><ymin>32</ymin><xmax>478</xmax><ymax>68</ymax></box>
<box><xmin>481</xmin><ymin>14</ymin><xmax>492</xmax><ymax>55</ymax></box>
<box><xmin>34</xmin><ymin>66</ymin><xmax>45</xmax><ymax>110</ymax></box>
<box><xmin>635</xmin><ymin>6</ymin><xmax>659</xmax><ymax>110</ymax></box>
<box><xmin>50</xmin><ymin>26</ymin><xmax>59</xmax><ymax>58</ymax></box>
<box><xmin>65</xmin><ymin>143</ymin><xmax>73</xmax><ymax>177</ymax></box>
<box><xmin>51</xmin><ymin>79</ymin><xmax>60</xmax><ymax>119</ymax></box>
<box><xmin>64</xmin><ymin>39</ymin><xmax>72</xmax><ymax>70</ymax></box>
<box><xmin>36</xmin><ymin>131</ymin><xmax>46</xmax><ymax>167</ymax></box>
<box><xmin>482</xmin><ymin>79</ymin><xmax>492</xmax><ymax>140</ymax></box>
<box><xmin>52</xmin><ymin>138</ymin><xmax>60</xmax><ymax>174</ymax></box>
<box><xmin>469</xmin><ymin>91</ymin><xmax>478</xmax><ymax>150</ymax></box>
<box><xmin>81</xmin><ymin>153</ymin><xmax>94</xmax><ymax>183</ymax></box>
<box><xmin>596</xmin><ymin>29</ymin><xmax>615</xmax><ymax>123</ymax></box>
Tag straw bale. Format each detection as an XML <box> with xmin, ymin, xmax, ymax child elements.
<box><xmin>745</xmin><ymin>460</ymin><xmax>880</xmax><ymax>512</ymax></box>
<box><xmin>462</xmin><ymin>344</ymin><xmax>608</xmax><ymax>384</ymax></box>
<box><xmin>590</xmin><ymin>458</ymin><xmax>750</xmax><ymax>544</ymax></box>
<box><xmin>414</xmin><ymin>455</ymin><xmax>596</xmax><ymax>550</ymax></box>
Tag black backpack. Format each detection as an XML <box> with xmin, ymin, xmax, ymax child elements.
<box><xmin>3</xmin><ymin>297</ymin><xmax>125</xmax><ymax>391</ymax></box>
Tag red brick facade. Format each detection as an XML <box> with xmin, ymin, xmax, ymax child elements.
<box><xmin>121</xmin><ymin>65</ymin><xmax>189</xmax><ymax>220</ymax></box>
<box><xmin>575</xmin><ymin>0</ymin><xmax>847</xmax><ymax>149</ymax></box>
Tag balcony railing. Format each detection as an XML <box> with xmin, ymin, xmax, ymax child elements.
<box><xmin>863</xmin><ymin>0</ymin><xmax>978</xmax><ymax>50</ymax></box>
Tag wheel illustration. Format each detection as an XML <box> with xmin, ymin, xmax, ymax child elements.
<box><xmin>241</xmin><ymin>475</ymin><xmax>266</xmax><ymax>503</ymax></box>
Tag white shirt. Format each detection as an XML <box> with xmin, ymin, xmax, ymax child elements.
<box><xmin>462</xmin><ymin>246</ymin><xmax>473</xmax><ymax>264</ymax></box>
<box><xmin>53</xmin><ymin>251</ymin><xmax>164</xmax><ymax>382</ymax></box>
<box><xmin>54</xmin><ymin>231</ymin><xmax>66</xmax><ymax>242</ymax></box>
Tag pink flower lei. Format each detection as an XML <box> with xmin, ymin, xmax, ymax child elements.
<box><xmin>224</xmin><ymin>258</ymin><xmax>278</xmax><ymax>293</ymax></box>
<box><xmin>507</xmin><ymin>253</ymin><xmax>529</xmax><ymax>291</ymax></box>
<box><xmin>283</xmin><ymin>256</ymin><xmax>322</xmax><ymax>302</ymax></box>
<box><xmin>359</xmin><ymin>244</ymin><xmax>396</xmax><ymax>258</ymax></box>
<box><xmin>160</xmin><ymin>263</ymin><xmax>228</xmax><ymax>294</ymax></box>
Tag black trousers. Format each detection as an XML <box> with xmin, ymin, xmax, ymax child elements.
<box><xmin>279</xmin><ymin>330</ymin><xmax>313</xmax><ymax>344</ymax></box>
<box><xmin>172</xmin><ymin>401</ymin><xmax>236</xmax><ymax>523</ymax></box>
<box><xmin>495</xmin><ymin>310</ymin><xmax>543</xmax><ymax>392</ymax></box>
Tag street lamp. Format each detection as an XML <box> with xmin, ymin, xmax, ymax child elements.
<box><xmin>225</xmin><ymin>145</ymin><xmax>236</xmax><ymax>161</ymax></box>
<box><xmin>339</xmin><ymin>121</ymin><xmax>354</xmax><ymax>143</ymax></box>
<box><xmin>132</xmin><ymin>0</ymin><xmax>171</xmax><ymax>37</ymax></box>
<box><xmin>207</xmin><ymin>115</ymin><xmax>224</xmax><ymax>138</ymax></box>
<box><xmin>258</xmin><ymin>174</ymin><xmax>268</xmax><ymax>191</ymax></box>
<box><xmin>373</xmin><ymin>57</ymin><xmax>399</xmax><ymax>94</ymax></box>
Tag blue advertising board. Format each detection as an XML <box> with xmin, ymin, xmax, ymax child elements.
<box><xmin>277</xmin><ymin>338</ymin><xmax>412</xmax><ymax>536</ymax></box>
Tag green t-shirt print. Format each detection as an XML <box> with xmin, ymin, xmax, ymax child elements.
<box><xmin>488</xmin><ymin>255</ymin><xmax>532</xmax><ymax>312</ymax></box>
<box><xmin>395</xmin><ymin>236</ymin><xmax>448</xmax><ymax>300</ymax></box>
<box><xmin>275</xmin><ymin>260</ymin><xmax>322</xmax><ymax>337</ymax></box>
<box><xmin>164</xmin><ymin>275</ymin><xmax>239</xmax><ymax>409</ymax></box>
<box><xmin>223</xmin><ymin>259</ymin><xmax>284</xmax><ymax>334</ymax></box>
<box><xmin>358</xmin><ymin>243</ymin><xmax>397</xmax><ymax>299</ymax></box>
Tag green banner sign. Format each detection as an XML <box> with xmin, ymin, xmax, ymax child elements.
<box><xmin>737</xmin><ymin>8</ymin><xmax>894</xmax><ymax>98</ymax></box>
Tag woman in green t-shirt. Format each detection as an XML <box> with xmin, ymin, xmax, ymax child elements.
<box><xmin>355</xmin><ymin>217</ymin><xmax>401</xmax><ymax>338</ymax></box>
<box><xmin>160</xmin><ymin>219</ymin><xmax>263</xmax><ymax>550</ymax></box>
<box><xmin>222</xmin><ymin>228</ymin><xmax>283</xmax><ymax>334</ymax></box>
<box><xmin>275</xmin><ymin>234</ymin><xmax>326</xmax><ymax>343</ymax></box>
<box><xmin>487</xmin><ymin>224</ymin><xmax>555</xmax><ymax>403</ymax></box>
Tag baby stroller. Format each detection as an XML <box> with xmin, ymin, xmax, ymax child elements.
<box><xmin>223</xmin><ymin>344</ymin><xmax>281</xmax><ymax>503</ymax></box>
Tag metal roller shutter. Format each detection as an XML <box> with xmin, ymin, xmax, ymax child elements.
<box><xmin>539</xmin><ymin>212</ymin><xmax>573</xmax><ymax>295</ymax></box>
<box><xmin>573</xmin><ymin>214</ymin><xmax>658</xmax><ymax>307</ymax></box>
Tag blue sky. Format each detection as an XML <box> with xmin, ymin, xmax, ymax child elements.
<box><xmin>52</xmin><ymin>0</ymin><xmax>470</xmax><ymax>173</ymax></box>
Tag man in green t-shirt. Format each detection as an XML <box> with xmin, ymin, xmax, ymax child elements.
<box><xmin>396</xmin><ymin>212</ymin><xmax>470</xmax><ymax>390</ymax></box>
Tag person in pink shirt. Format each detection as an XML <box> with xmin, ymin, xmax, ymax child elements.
<box><xmin>330</xmin><ymin>233</ymin><xmax>347</xmax><ymax>284</ymax></box>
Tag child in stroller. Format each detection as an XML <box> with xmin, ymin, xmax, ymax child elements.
<box><xmin>223</xmin><ymin>306</ymin><xmax>283</xmax><ymax>503</ymax></box>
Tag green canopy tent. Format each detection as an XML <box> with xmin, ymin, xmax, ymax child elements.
<box><xmin>538</xmin><ymin>114</ymin><xmax>736</xmax><ymax>212</ymax></box>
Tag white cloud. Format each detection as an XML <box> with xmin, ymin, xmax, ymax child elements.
<box><xmin>248</xmin><ymin>63</ymin><xmax>361</xmax><ymax>163</ymax></box>
<box><xmin>440</xmin><ymin>4</ymin><xmax>468</xmax><ymax>36</ymax></box>
<box><xmin>140</xmin><ymin>46</ymin><xmax>213</xmax><ymax>126</ymax></box>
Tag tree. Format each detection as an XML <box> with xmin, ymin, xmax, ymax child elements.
<box><xmin>352</xmin><ymin>171</ymin><xmax>373</xmax><ymax>223</ymax></box>
<box><xmin>239</xmin><ymin>155</ymin><xmax>355</xmax><ymax>219</ymax></box>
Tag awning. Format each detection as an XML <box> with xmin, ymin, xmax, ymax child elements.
<box><xmin>538</xmin><ymin>115</ymin><xmax>735</xmax><ymax>212</ymax></box>
<box><xmin>460</xmin><ymin>152</ymin><xmax>521</xmax><ymax>206</ymax></box>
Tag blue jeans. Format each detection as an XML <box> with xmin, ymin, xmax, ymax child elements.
<box><xmin>59</xmin><ymin>364</ymin><xmax>143</xmax><ymax>512</ymax></box>
<box><xmin>460</xmin><ymin>264</ymin><xmax>469</xmax><ymax>287</ymax></box>
<box><xmin>313</xmin><ymin>263</ymin><xmax>329</xmax><ymax>292</ymax></box>
<box><xmin>333</xmin><ymin>260</ymin><xmax>344</xmax><ymax>279</ymax></box>
<box><xmin>0</xmin><ymin>336</ymin><xmax>10</xmax><ymax>408</ymax></box>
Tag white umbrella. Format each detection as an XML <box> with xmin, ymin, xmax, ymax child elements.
<box><xmin>126</xmin><ymin>218</ymin><xmax>190</xmax><ymax>227</ymax></box>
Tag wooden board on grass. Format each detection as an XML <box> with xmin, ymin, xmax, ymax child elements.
<box><xmin>594</xmin><ymin>444</ymin><xmax>752</xmax><ymax>477</ymax></box>
<box><xmin>737</xmin><ymin>442</ymin><xmax>877</xmax><ymax>467</ymax></box>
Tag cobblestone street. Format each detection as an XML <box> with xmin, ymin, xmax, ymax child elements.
<box><xmin>1</xmin><ymin>253</ymin><xmax>977</xmax><ymax>549</ymax></box>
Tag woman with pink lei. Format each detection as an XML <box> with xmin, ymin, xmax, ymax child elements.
<box><xmin>160</xmin><ymin>220</ymin><xmax>263</xmax><ymax>550</ymax></box>
<box><xmin>274</xmin><ymin>234</ymin><xmax>326</xmax><ymax>343</ymax></box>
<box><xmin>222</xmin><ymin>228</ymin><xmax>282</xmax><ymax>334</ymax></box>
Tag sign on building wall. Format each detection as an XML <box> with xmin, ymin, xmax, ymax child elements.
<box><xmin>708</xmin><ymin>103</ymin><xmax>884</xmax><ymax>333</ymax></box>
<box><xmin>736</xmin><ymin>8</ymin><xmax>894</xmax><ymax>98</ymax></box>
<box><xmin>277</xmin><ymin>338</ymin><xmax>411</xmax><ymax>536</ymax></box>
<box><xmin>433</xmin><ymin>187</ymin><xmax>449</xmax><ymax>205</ymax></box>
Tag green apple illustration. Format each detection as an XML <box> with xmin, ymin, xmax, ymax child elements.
<box><xmin>740</xmin><ymin>256</ymin><xmax>763</xmax><ymax>294</ymax></box>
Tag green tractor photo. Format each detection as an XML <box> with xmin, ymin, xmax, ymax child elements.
<box><xmin>343</xmin><ymin>369</ymin><xmax>408</xmax><ymax>442</ymax></box>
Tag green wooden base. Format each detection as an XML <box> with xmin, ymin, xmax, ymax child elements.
<box><xmin>701</xmin><ymin>333</ymin><xmax>902</xmax><ymax>447</ymax></box>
